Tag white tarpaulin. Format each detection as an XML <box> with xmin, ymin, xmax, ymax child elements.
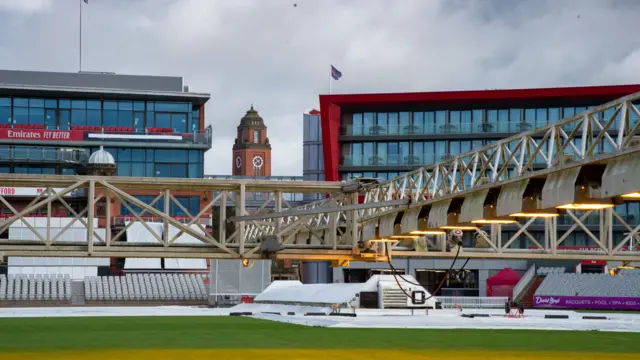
<box><xmin>255</xmin><ymin>280</ymin><xmax>365</xmax><ymax>305</ymax></box>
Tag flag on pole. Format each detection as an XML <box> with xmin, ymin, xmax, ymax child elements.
<box><xmin>331</xmin><ymin>65</ymin><xmax>342</xmax><ymax>81</ymax></box>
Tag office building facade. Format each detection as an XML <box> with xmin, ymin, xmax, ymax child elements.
<box><xmin>312</xmin><ymin>84</ymin><xmax>640</xmax><ymax>295</ymax></box>
<box><xmin>0</xmin><ymin>69</ymin><xmax>212</xmax><ymax>276</ymax></box>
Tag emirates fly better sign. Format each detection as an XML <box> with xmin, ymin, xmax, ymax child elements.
<box><xmin>0</xmin><ymin>129</ymin><xmax>84</xmax><ymax>141</ymax></box>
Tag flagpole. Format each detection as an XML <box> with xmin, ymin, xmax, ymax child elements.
<box><xmin>329</xmin><ymin>64</ymin><xmax>332</xmax><ymax>95</ymax></box>
<box><xmin>79</xmin><ymin>0</ymin><xmax>83</xmax><ymax>72</ymax></box>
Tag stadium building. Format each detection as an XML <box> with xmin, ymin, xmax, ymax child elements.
<box><xmin>0</xmin><ymin>70</ymin><xmax>213</xmax><ymax>301</ymax></box>
<box><xmin>303</xmin><ymin>84</ymin><xmax>640</xmax><ymax>296</ymax></box>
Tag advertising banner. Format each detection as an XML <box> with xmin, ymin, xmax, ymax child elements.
<box><xmin>533</xmin><ymin>295</ymin><xmax>640</xmax><ymax>310</ymax></box>
<box><xmin>0</xmin><ymin>129</ymin><xmax>83</xmax><ymax>141</ymax></box>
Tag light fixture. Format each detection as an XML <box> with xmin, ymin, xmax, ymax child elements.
<box><xmin>556</xmin><ymin>203</ymin><xmax>614</xmax><ymax>210</ymax></box>
<box><xmin>622</xmin><ymin>192</ymin><xmax>640</xmax><ymax>199</ymax></box>
<box><xmin>471</xmin><ymin>219</ymin><xmax>516</xmax><ymax>225</ymax></box>
<box><xmin>441</xmin><ymin>225</ymin><xmax>477</xmax><ymax>231</ymax></box>
<box><xmin>510</xmin><ymin>212</ymin><xmax>559</xmax><ymax>218</ymax></box>
<box><xmin>390</xmin><ymin>235</ymin><xmax>420</xmax><ymax>239</ymax></box>
<box><xmin>409</xmin><ymin>230</ymin><xmax>446</xmax><ymax>235</ymax></box>
<box><xmin>368</xmin><ymin>238</ymin><xmax>398</xmax><ymax>243</ymax></box>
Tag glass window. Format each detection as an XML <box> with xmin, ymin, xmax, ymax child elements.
<box><xmin>0</xmin><ymin>98</ymin><xmax>10</xmax><ymax>106</ymax></box>
<box><xmin>424</xmin><ymin>112</ymin><xmax>435</xmax><ymax>134</ymax></box>
<box><xmin>171</xmin><ymin>164</ymin><xmax>187</xmax><ymax>178</ymax></box>
<box><xmin>59</xmin><ymin>99</ymin><xmax>71</xmax><ymax>109</ymax></box>
<box><xmin>118</xmin><ymin>101</ymin><xmax>133</xmax><ymax>111</ymax></box>
<box><xmin>155</xmin><ymin>163</ymin><xmax>170</xmax><ymax>177</ymax></box>
<box><xmin>352</xmin><ymin>113</ymin><xmax>363</xmax><ymax>135</ymax></box>
<box><xmin>117</xmin><ymin>162</ymin><xmax>132</xmax><ymax>176</ymax></box>
<box><xmin>71</xmin><ymin>109</ymin><xmax>86</xmax><ymax>126</ymax></box>
<box><xmin>253</xmin><ymin>130</ymin><xmax>259</xmax><ymax>143</ymax></box>
<box><xmin>154</xmin><ymin>102</ymin><xmax>190</xmax><ymax>112</ymax></box>
<box><xmin>461</xmin><ymin>111</ymin><xmax>471</xmax><ymax>133</ymax></box>
<box><xmin>486</xmin><ymin>110</ymin><xmax>497</xmax><ymax>131</ymax></box>
<box><xmin>548</xmin><ymin>108</ymin><xmax>560</xmax><ymax>123</ymax></box>
<box><xmin>87</xmin><ymin>100</ymin><xmax>101</xmax><ymax>110</ymax></box>
<box><xmin>44</xmin><ymin>99</ymin><xmax>57</xmax><ymax>108</ymax></box>
<box><xmin>399</xmin><ymin>112</ymin><xmax>410</xmax><ymax>134</ymax></box>
<box><xmin>133</xmin><ymin>101</ymin><xmax>145</xmax><ymax>111</ymax></box>
<box><xmin>146</xmin><ymin>102</ymin><xmax>155</xmax><ymax>111</ymax></box>
<box><xmin>29</xmin><ymin>99</ymin><xmax>45</xmax><ymax>107</ymax></box>
<box><xmin>118</xmin><ymin>110</ymin><xmax>132</xmax><ymax>128</ymax></box>
<box><xmin>435</xmin><ymin>111</ymin><xmax>446</xmax><ymax>134</ymax></box>
<box><xmin>87</xmin><ymin>110</ymin><xmax>101</xmax><ymax>127</ymax></box>
<box><xmin>29</xmin><ymin>108</ymin><xmax>45</xmax><ymax>125</ymax></box>
<box><xmin>14</xmin><ymin>98</ymin><xmax>28</xmax><ymax>107</ymax></box>
<box><xmin>103</xmin><ymin>110</ymin><xmax>117</xmax><ymax>127</ymax></box>
<box><xmin>0</xmin><ymin>106</ymin><xmax>10</xmax><ymax>125</ymax></box>
<box><xmin>387</xmin><ymin>113</ymin><xmax>398</xmax><ymax>135</ymax></box>
<box><xmin>155</xmin><ymin>113</ymin><xmax>171</xmax><ymax>128</ymax></box>
<box><xmin>71</xmin><ymin>100</ymin><xmax>86</xmax><ymax>109</ymax></box>
<box><xmin>131</xmin><ymin>149</ymin><xmax>145</xmax><ymax>162</ymax></box>
<box><xmin>118</xmin><ymin>148</ymin><xmax>131</xmax><ymax>161</ymax></box>
<box><xmin>376</xmin><ymin>112</ymin><xmax>388</xmax><ymax>128</ymax></box>
<box><xmin>189</xmin><ymin>150</ymin><xmax>201</xmax><ymax>163</ymax></box>
<box><xmin>131</xmin><ymin>163</ymin><xmax>145</xmax><ymax>177</ymax></box>
<box><xmin>103</xmin><ymin>101</ymin><xmax>118</xmax><ymax>110</ymax></box>
<box><xmin>14</xmin><ymin>107</ymin><xmax>28</xmax><ymax>125</ymax></box>
<box><xmin>188</xmin><ymin>164</ymin><xmax>202</xmax><ymax>178</ymax></box>
<box><xmin>412</xmin><ymin>112</ymin><xmax>424</xmax><ymax>133</ymax></box>
<box><xmin>133</xmin><ymin>112</ymin><xmax>144</xmax><ymax>132</ymax></box>
<box><xmin>363</xmin><ymin>112</ymin><xmax>374</xmax><ymax>135</ymax></box>
<box><xmin>498</xmin><ymin>110</ymin><xmax>509</xmax><ymax>132</ymax></box>
<box><xmin>59</xmin><ymin>110</ymin><xmax>70</xmax><ymax>130</ymax></box>
<box><xmin>536</xmin><ymin>108</ymin><xmax>547</xmax><ymax>128</ymax></box>
<box><xmin>450</xmin><ymin>111</ymin><xmax>461</xmax><ymax>129</ymax></box>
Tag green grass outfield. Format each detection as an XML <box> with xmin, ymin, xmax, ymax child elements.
<box><xmin>0</xmin><ymin>316</ymin><xmax>639</xmax><ymax>353</ymax></box>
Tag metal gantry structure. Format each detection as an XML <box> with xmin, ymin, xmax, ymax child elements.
<box><xmin>234</xmin><ymin>90</ymin><xmax>640</xmax><ymax>262</ymax></box>
<box><xmin>2</xmin><ymin>92</ymin><xmax>640</xmax><ymax>262</ymax></box>
<box><xmin>0</xmin><ymin>175</ymin><xmax>340</xmax><ymax>259</ymax></box>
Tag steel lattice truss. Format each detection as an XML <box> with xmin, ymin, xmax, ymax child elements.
<box><xmin>238</xmin><ymin>91</ymin><xmax>640</xmax><ymax>261</ymax></box>
<box><xmin>0</xmin><ymin>175</ymin><xmax>340</xmax><ymax>259</ymax></box>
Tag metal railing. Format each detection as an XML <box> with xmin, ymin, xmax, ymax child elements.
<box><xmin>0</xmin><ymin>148</ymin><xmax>89</xmax><ymax>164</ymax></box>
<box><xmin>512</xmin><ymin>264</ymin><xmax>536</xmax><ymax>301</ymax></box>
<box><xmin>437</xmin><ymin>296</ymin><xmax>508</xmax><ymax>308</ymax></box>
<box><xmin>340</xmin><ymin>118</ymin><xmax>631</xmax><ymax>137</ymax></box>
<box><xmin>340</xmin><ymin>154</ymin><xmax>550</xmax><ymax>167</ymax></box>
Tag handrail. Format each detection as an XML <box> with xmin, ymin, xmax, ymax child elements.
<box><xmin>512</xmin><ymin>264</ymin><xmax>536</xmax><ymax>301</ymax></box>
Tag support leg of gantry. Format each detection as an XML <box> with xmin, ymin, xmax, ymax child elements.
<box><xmin>236</xmin><ymin>184</ymin><xmax>246</xmax><ymax>255</ymax></box>
<box><xmin>88</xmin><ymin>180</ymin><xmax>95</xmax><ymax>255</ymax></box>
<box><xmin>274</xmin><ymin>191</ymin><xmax>282</xmax><ymax>244</ymax></box>
<box><xmin>106</xmin><ymin>192</ymin><xmax>111</xmax><ymax>248</ymax></box>
<box><xmin>219</xmin><ymin>191</ymin><xmax>227</xmax><ymax>246</ymax></box>
<box><xmin>163</xmin><ymin>189</ymin><xmax>170</xmax><ymax>247</ymax></box>
<box><xmin>348</xmin><ymin>193</ymin><xmax>359</xmax><ymax>249</ymax></box>
<box><xmin>46</xmin><ymin>186</ymin><xmax>52</xmax><ymax>246</ymax></box>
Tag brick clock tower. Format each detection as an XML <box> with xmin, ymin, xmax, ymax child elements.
<box><xmin>232</xmin><ymin>105</ymin><xmax>272</xmax><ymax>177</ymax></box>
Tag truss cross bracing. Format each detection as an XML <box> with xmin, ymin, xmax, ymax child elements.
<box><xmin>233</xmin><ymin>90</ymin><xmax>640</xmax><ymax>262</ymax></box>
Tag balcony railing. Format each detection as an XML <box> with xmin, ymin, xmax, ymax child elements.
<box><xmin>340</xmin><ymin>120</ymin><xmax>628</xmax><ymax>137</ymax></box>
<box><xmin>340</xmin><ymin>154</ymin><xmax>552</xmax><ymax>167</ymax></box>
<box><xmin>0</xmin><ymin>123</ymin><xmax>212</xmax><ymax>146</ymax></box>
<box><xmin>0</xmin><ymin>148</ymin><xmax>89</xmax><ymax>164</ymax></box>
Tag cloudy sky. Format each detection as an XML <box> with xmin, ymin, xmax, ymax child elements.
<box><xmin>1</xmin><ymin>0</ymin><xmax>639</xmax><ymax>175</ymax></box>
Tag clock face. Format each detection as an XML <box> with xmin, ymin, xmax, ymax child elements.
<box><xmin>252</xmin><ymin>155</ymin><xmax>264</xmax><ymax>169</ymax></box>
<box><xmin>235</xmin><ymin>156</ymin><xmax>242</xmax><ymax>168</ymax></box>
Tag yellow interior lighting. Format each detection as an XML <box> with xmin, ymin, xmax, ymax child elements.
<box><xmin>556</xmin><ymin>203</ymin><xmax>614</xmax><ymax>210</ymax></box>
<box><xmin>409</xmin><ymin>230</ymin><xmax>446</xmax><ymax>235</ymax></box>
<box><xmin>510</xmin><ymin>212</ymin><xmax>560</xmax><ymax>218</ymax></box>
<box><xmin>441</xmin><ymin>226</ymin><xmax>477</xmax><ymax>231</ymax></box>
<box><xmin>471</xmin><ymin>219</ymin><xmax>517</xmax><ymax>224</ymax></box>
<box><xmin>368</xmin><ymin>238</ymin><xmax>398</xmax><ymax>243</ymax></box>
<box><xmin>390</xmin><ymin>235</ymin><xmax>421</xmax><ymax>239</ymax></box>
<box><xmin>622</xmin><ymin>192</ymin><xmax>640</xmax><ymax>198</ymax></box>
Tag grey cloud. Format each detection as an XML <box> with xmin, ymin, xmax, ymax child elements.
<box><xmin>1</xmin><ymin>0</ymin><xmax>640</xmax><ymax>176</ymax></box>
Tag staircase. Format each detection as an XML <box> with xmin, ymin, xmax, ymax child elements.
<box><xmin>70</xmin><ymin>281</ymin><xmax>85</xmax><ymax>305</ymax></box>
<box><xmin>520</xmin><ymin>278</ymin><xmax>543</xmax><ymax>307</ymax></box>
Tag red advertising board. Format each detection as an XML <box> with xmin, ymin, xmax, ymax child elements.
<box><xmin>0</xmin><ymin>129</ymin><xmax>83</xmax><ymax>141</ymax></box>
